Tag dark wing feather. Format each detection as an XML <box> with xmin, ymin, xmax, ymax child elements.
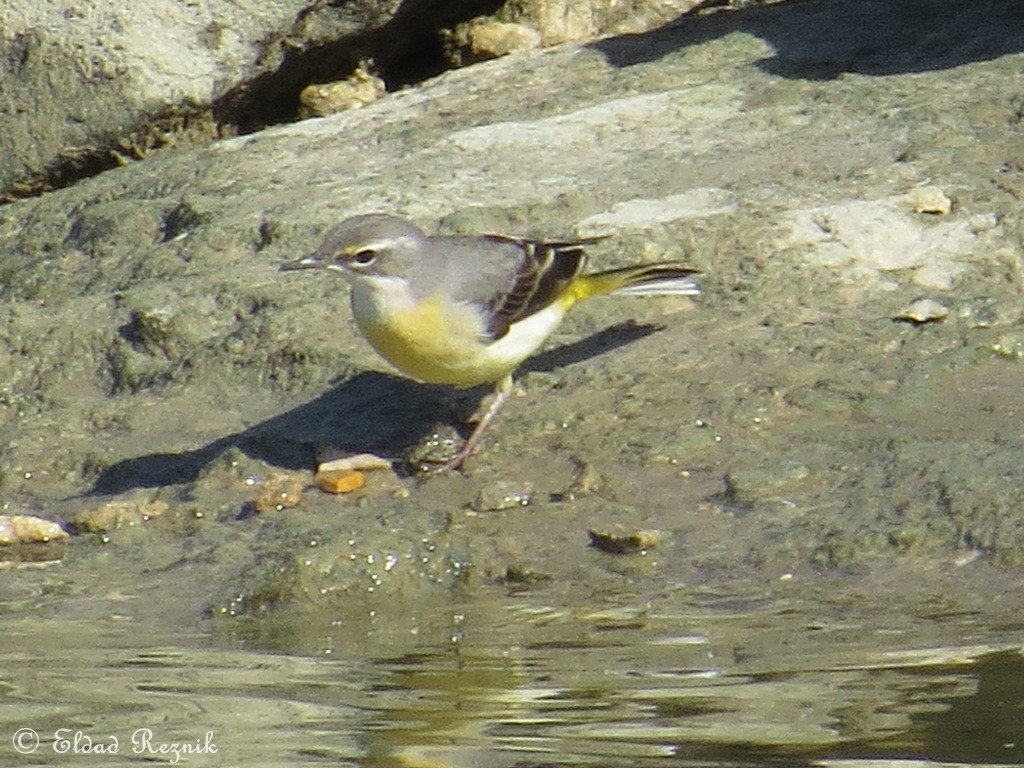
<box><xmin>481</xmin><ymin>236</ymin><xmax>597</xmax><ymax>339</ymax></box>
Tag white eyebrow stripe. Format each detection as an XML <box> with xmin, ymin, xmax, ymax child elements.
<box><xmin>358</xmin><ymin>234</ymin><xmax>421</xmax><ymax>252</ymax></box>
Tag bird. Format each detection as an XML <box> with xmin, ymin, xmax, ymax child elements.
<box><xmin>280</xmin><ymin>214</ymin><xmax>700</xmax><ymax>470</ymax></box>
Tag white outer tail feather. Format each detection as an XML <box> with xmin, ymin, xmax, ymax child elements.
<box><xmin>610</xmin><ymin>277</ymin><xmax>701</xmax><ymax>297</ymax></box>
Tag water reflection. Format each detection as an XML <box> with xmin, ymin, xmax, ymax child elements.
<box><xmin>1</xmin><ymin>586</ymin><xmax>1022</xmax><ymax>767</ymax></box>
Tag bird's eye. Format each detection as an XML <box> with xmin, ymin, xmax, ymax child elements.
<box><xmin>350</xmin><ymin>248</ymin><xmax>377</xmax><ymax>266</ymax></box>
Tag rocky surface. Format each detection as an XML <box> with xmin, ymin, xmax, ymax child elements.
<box><xmin>0</xmin><ymin>0</ymin><xmax>712</xmax><ymax>199</ymax></box>
<box><xmin>2</xmin><ymin>0</ymin><xmax>1024</xmax><ymax>630</ymax></box>
<box><xmin>0</xmin><ymin>0</ymin><xmax>304</xmax><ymax>194</ymax></box>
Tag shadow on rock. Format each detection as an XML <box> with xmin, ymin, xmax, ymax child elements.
<box><xmin>592</xmin><ymin>0</ymin><xmax>1024</xmax><ymax>79</ymax></box>
<box><xmin>215</xmin><ymin>0</ymin><xmax>507</xmax><ymax>133</ymax></box>
<box><xmin>88</xmin><ymin>321</ymin><xmax>663</xmax><ymax>495</ymax></box>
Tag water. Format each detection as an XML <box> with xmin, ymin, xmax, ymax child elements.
<box><xmin>3</xmin><ymin>575</ymin><xmax>1021</xmax><ymax>767</ymax></box>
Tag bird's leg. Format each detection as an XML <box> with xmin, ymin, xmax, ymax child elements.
<box><xmin>444</xmin><ymin>374</ymin><xmax>513</xmax><ymax>471</ymax></box>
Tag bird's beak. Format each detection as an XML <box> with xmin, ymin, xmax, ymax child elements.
<box><xmin>279</xmin><ymin>253</ymin><xmax>324</xmax><ymax>272</ymax></box>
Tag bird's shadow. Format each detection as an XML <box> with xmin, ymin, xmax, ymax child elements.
<box><xmin>88</xmin><ymin>321</ymin><xmax>662</xmax><ymax>496</ymax></box>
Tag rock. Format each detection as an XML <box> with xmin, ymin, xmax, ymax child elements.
<box><xmin>314</xmin><ymin>469</ymin><xmax>366</xmax><ymax>494</ymax></box>
<box><xmin>69</xmin><ymin>500</ymin><xmax>167</xmax><ymax>533</ymax></box>
<box><xmin>907</xmin><ymin>185</ymin><xmax>952</xmax><ymax>215</ymax></box>
<box><xmin>779</xmin><ymin>198</ymin><xmax>973</xmax><ymax>286</ymax></box>
<box><xmin>1</xmin><ymin>0</ymin><xmax>532</xmax><ymax>197</ymax></box>
<box><xmin>444</xmin><ymin>18</ymin><xmax>542</xmax><ymax>66</ymax></box>
<box><xmin>470</xmin><ymin>481</ymin><xmax>533</xmax><ymax>512</ymax></box>
<box><xmin>894</xmin><ymin>298</ymin><xmax>949</xmax><ymax>324</ymax></box>
<box><xmin>251</xmin><ymin>473</ymin><xmax>304</xmax><ymax>513</ymax></box>
<box><xmin>912</xmin><ymin>262</ymin><xmax>965</xmax><ymax>291</ymax></box>
<box><xmin>0</xmin><ymin>0</ymin><xmax>313</xmax><ymax>194</ymax></box>
<box><xmin>317</xmin><ymin>452</ymin><xmax>395</xmax><ymax>473</ymax></box>
<box><xmin>0</xmin><ymin>514</ymin><xmax>69</xmax><ymax>545</ymax></box>
<box><xmin>588</xmin><ymin>527</ymin><xmax>661</xmax><ymax>554</ymax></box>
<box><xmin>555</xmin><ymin>457</ymin><xmax>605</xmax><ymax>501</ymax></box>
<box><xmin>576</xmin><ymin>188</ymin><xmax>737</xmax><ymax>238</ymax></box>
<box><xmin>523</xmin><ymin>0</ymin><xmax>704</xmax><ymax>46</ymax></box>
<box><xmin>298</xmin><ymin>64</ymin><xmax>387</xmax><ymax>118</ymax></box>
<box><xmin>405</xmin><ymin>426</ymin><xmax>465</xmax><ymax>475</ymax></box>
<box><xmin>535</xmin><ymin>0</ymin><xmax>598</xmax><ymax>45</ymax></box>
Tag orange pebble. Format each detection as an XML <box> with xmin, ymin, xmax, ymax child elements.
<box><xmin>315</xmin><ymin>469</ymin><xmax>366</xmax><ymax>494</ymax></box>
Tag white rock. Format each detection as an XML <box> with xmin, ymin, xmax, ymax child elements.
<box><xmin>907</xmin><ymin>185</ymin><xmax>952</xmax><ymax>215</ymax></box>
<box><xmin>913</xmin><ymin>261</ymin><xmax>966</xmax><ymax>291</ymax></box>
<box><xmin>969</xmin><ymin>212</ymin><xmax>999</xmax><ymax>233</ymax></box>
<box><xmin>445</xmin><ymin>86</ymin><xmax>740</xmax><ymax>152</ymax></box>
<box><xmin>894</xmin><ymin>298</ymin><xmax>949</xmax><ymax>324</ymax></box>
<box><xmin>576</xmin><ymin>188</ymin><xmax>737</xmax><ymax>237</ymax></box>
<box><xmin>779</xmin><ymin>198</ymin><xmax>974</xmax><ymax>281</ymax></box>
<box><xmin>0</xmin><ymin>515</ymin><xmax>69</xmax><ymax>545</ymax></box>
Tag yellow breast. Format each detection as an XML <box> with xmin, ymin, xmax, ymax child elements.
<box><xmin>350</xmin><ymin>284</ymin><xmax>537</xmax><ymax>387</ymax></box>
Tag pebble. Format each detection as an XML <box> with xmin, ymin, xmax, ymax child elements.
<box><xmin>0</xmin><ymin>514</ymin><xmax>69</xmax><ymax>545</ymax></box>
<box><xmin>252</xmin><ymin>473</ymin><xmax>303</xmax><ymax>513</ymax></box>
<box><xmin>298</xmin><ymin>64</ymin><xmax>387</xmax><ymax>118</ymax></box>
<box><xmin>406</xmin><ymin>425</ymin><xmax>465</xmax><ymax>474</ymax></box>
<box><xmin>588</xmin><ymin>527</ymin><xmax>661</xmax><ymax>555</ymax></box>
<box><xmin>317</xmin><ymin>453</ymin><xmax>393</xmax><ymax>472</ymax></box>
<box><xmin>907</xmin><ymin>185</ymin><xmax>952</xmax><ymax>215</ymax></box>
<box><xmin>894</xmin><ymin>298</ymin><xmax>949</xmax><ymax>324</ymax></box>
<box><xmin>455</xmin><ymin>18</ymin><xmax>541</xmax><ymax>59</ymax></box>
<box><xmin>912</xmin><ymin>262</ymin><xmax>964</xmax><ymax>291</ymax></box>
<box><xmin>471</xmin><ymin>481</ymin><xmax>533</xmax><ymax>512</ymax></box>
<box><xmin>70</xmin><ymin>500</ymin><xmax>167</xmax><ymax>533</ymax></box>
<box><xmin>315</xmin><ymin>469</ymin><xmax>366</xmax><ymax>494</ymax></box>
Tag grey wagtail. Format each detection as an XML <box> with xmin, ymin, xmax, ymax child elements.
<box><xmin>280</xmin><ymin>214</ymin><xmax>700</xmax><ymax>470</ymax></box>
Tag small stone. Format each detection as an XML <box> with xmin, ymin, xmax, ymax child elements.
<box><xmin>588</xmin><ymin>527</ymin><xmax>661</xmax><ymax>554</ymax></box>
<box><xmin>565</xmin><ymin>458</ymin><xmax>604</xmax><ymax>498</ymax></box>
<box><xmin>70</xmin><ymin>500</ymin><xmax>167</xmax><ymax>533</ymax></box>
<box><xmin>315</xmin><ymin>469</ymin><xmax>365</xmax><ymax>494</ymax></box>
<box><xmin>126</xmin><ymin>306</ymin><xmax>180</xmax><ymax>357</ymax></box>
<box><xmin>912</xmin><ymin>262</ymin><xmax>963</xmax><ymax>291</ymax></box>
<box><xmin>552</xmin><ymin>457</ymin><xmax>605</xmax><ymax>502</ymax></box>
<box><xmin>298</xmin><ymin>63</ymin><xmax>386</xmax><ymax>118</ymax></box>
<box><xmin>252</xmin><ymin>473</ymin><xmax>304</xmax><ymax>513</ymax></box>
<box><xmin>471</xmin><ymin>481</ymin><xmax>533</xmax><ymax>512</ymax></box>
<box><xmin>894</xmin><ymin>298</ymin><xmax>949</xmax><ymax>324</ymax></box>
<box><xmin>0</xmin><ymin>515</ymin><xmax>69</xmax><ymax>545</ymax></box>
<box><xmin>317</xmin><ymin>452</ymin><xmax>393</xmax><ymax>472</ymax></box>
<box><xmin>991</xmin><ymin>335</ymin><xmax>1024</xmax><ymax>359</ymax></box>
<box><xmin>406</xmin><ymin>425</ymin><xmax>465</xmax><ymax>474</ymax></box>
<box><xmin>501</xmin><ymin>565</ymin><xmax>551</xmax><ymax>584</ymax></box>
<box><xmin>907</xmin><ymin>185</ymin><xmax>952</xmax><ymax>215</ymax></box>
<box><xmin>462</xmin><ymin>18</ymin><xmax>541</xmax><ymax>59</ymax></box>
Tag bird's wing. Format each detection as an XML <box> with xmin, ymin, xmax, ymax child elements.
<box><xmin>482</xmin><ymin>236</ymin><xmax>597</xmax><ymax>339</ymax></box>
<box><xmin>417</xmin><ymin>235</ymin><xmax>601</xmax><ymax>340</ymax></box>
<box><xmin>407</xmin><ymin>236</ymin><xmax>602</xmax><ymax>342</ymax></box>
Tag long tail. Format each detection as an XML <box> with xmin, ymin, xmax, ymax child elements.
<box><xmin>570</xmin><ymin>264</ymin><xmax>700</xmax><ymax>303</ymax></box>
